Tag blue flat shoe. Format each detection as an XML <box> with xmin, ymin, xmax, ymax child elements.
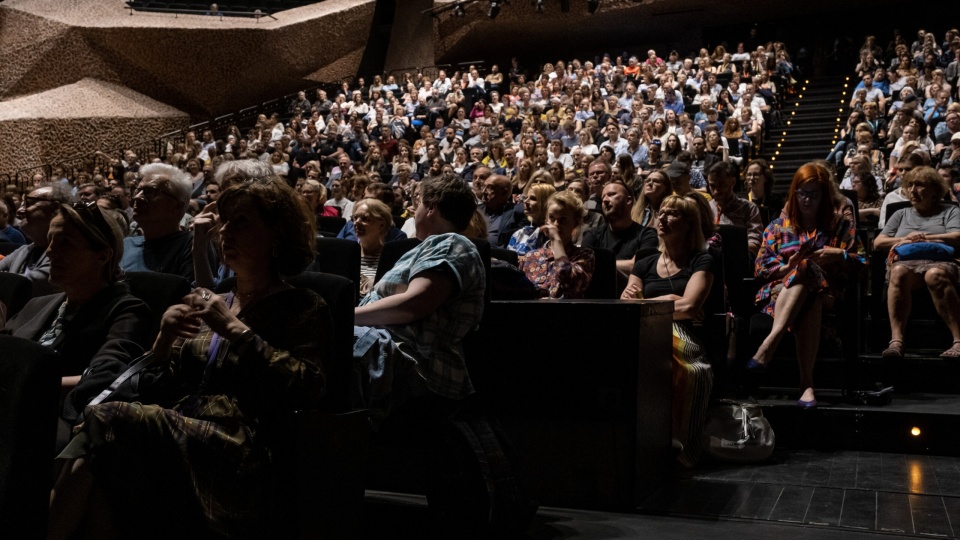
<box><xmin>796</xmin><ymin>398</ymin><xmax>818</xmax><ymax>409</ymax></box>
<box><xmin>746</xmin><ymin>358</ymin><xmax>768</xmax><ymax>373</ymax></box>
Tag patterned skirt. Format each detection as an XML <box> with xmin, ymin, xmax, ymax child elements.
<box><xmin>58</xmin><ymin>396</ymin><xmax>269</xmax><ymax>538</ymax></box>
<box><xmin>672</xmin><ymin>322</ymin><xmax>713</xmax><ymax>468</ymax></box>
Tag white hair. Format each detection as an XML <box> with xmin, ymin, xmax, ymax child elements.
<box><xmin>139</xmin><ymin>163</ymin><xmax>192</xmax><ymax>207</ymax></box>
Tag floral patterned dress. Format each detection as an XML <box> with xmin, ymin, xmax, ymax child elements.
<box><xmin>755</xmin><ymin>217</ymin><xmax>866</xmax><ymax>316</ymax></box>
<box><xmin>519</xmin><ymin>244</ymin><xmax>595</xmax><ymax>298</ymax></box>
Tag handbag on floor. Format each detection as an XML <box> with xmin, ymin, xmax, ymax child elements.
<box><xmin>702</xmin><ymin>399</ymin><xmax>775</xmax><ymax>463</ymax></box>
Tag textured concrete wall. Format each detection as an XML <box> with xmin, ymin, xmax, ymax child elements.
<box><xmin>0</xmin><ymin>0</ymin><xmax>377</xmax><ymax>116</ymax></box>
<box><xmin>0</xmin><ymin>0</ymin><xmax>376</xmax><ymax>176</ymax></box>
<box><xmin>0</xmin><ymin>79</ymin><xmax>190</xmax><ymax>174</ymax></box>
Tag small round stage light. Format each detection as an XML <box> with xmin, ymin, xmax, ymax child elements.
<box><xmin>911</xmin><ymin>427</ymin><xmax>921</xmax><ymax>437</ymax></box>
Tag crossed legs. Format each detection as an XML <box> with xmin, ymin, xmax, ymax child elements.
<box><xmin>751</xmin><ymin>282</ymin><xmax>824</xmax><ymax>401</ymax></box>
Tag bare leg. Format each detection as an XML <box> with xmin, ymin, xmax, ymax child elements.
<box><xmin>925</xmin><ymin>268</ymin><xmax>960</xmax><ymax>355</ymax></box>
<box><xmin>793</xmin><ymin>296</ymin><xmax>824</xmax><ymax>402</ymax></box>
<box><xmin>753</xmin><ymin>283</ymin><xmax>809</xmax><ymax>365</ymax></box>
<box><xmin>887</xmin><ymin>264</ymin><xmax>924</xmax><ymax>343</ymax></box>
<box><xmin>48</xmin><ymin>457</ymin><xmax>119</xmax><ymax>540</ymax></box>
<box><xmin>48</xmin><ymin>458</ymin><xmax>93</xmax><ymax>540</ymax></box>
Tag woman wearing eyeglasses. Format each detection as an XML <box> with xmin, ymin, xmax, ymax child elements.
<box><xmin>746</xmin><ymin>163</ymin><xmax>866</xmax><ymax>408</ymax></box>
<box><xmin>2</xmin><ymin>202</ymin><xmax>151</xmax><ymax>408</ymax></box>
<box><xmin>874</xmin><ymin>166</ymin><xmax>960</xmax><ymax>359</ymax></box>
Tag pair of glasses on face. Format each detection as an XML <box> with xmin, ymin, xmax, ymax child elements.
<box><xmin>134</xmin><ymin>185</ymin><xmax>179</xmax><ymax>202</ymax></box>
<box><xmin>796</xmin><ymin>189</ymin><xmax>821</xmax><ymax>201</ymax></box>
<box><xmin>22</xmin><ymin>196</ymin><xmax>54</xmax><ymax>208</ymax></box>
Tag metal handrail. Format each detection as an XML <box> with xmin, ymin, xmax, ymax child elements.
<box><xmin>123</xmin><ymin>5</ymin><xmax>279</xmax><ymax>21</ymax></box>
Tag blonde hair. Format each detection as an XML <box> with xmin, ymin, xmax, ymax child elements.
<box><xmin>353</xmin><ymin>198</ymin><xmax>393</xmax><ymax>237</ymax></box>
<box><xmin>658</xmin><ymin>194</ymin><xmax>707</xmax><ymax>253</ymax></box>
<box><xmin>546</xmin><ymin>189</ymin><xmax>586</xmax><ymax>227</ymax></box>
<box><xmin>526</xmin><ymin>183</ymin><xmax>557</xmax><ymax>225</ymax></box>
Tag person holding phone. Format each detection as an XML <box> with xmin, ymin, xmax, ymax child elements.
<box><xmin>746</xmin><ymin>163</ymin><xmax>866</xmax><ymax>408</ymax></box>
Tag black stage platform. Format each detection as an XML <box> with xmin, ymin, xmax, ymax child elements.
<box><xmin>364</xmin><ymin>448</ymin><xmax>960</xmax><ymax>538</ymax></box>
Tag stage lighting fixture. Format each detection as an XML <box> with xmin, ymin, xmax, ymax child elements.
<box><xmin>587</xmin><ymin>0</ymin><xmax>599</xmax><ymax>13</ymax></box>
<box><xmin>454</xmin><ymin>2</ymin><xmax>465</xmax><ymax>16</ymax></box>
<box><xmin>535</xmin><ymin>0</ymin><xmax>544</xmax><ymax>12</ymax></box>
<box><xmin>488</xmin><ymin>1</ymin><xmax>500</xmax><ymax>18</ymax></box>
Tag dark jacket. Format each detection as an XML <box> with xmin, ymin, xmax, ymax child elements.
<box><xmin>2</xmin><ymin>283</ymin><xmax>152</xmax><ymax>422</ymax></box>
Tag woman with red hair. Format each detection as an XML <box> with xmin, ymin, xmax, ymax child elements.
<box><xmin>746</xmin><ymin>163</ymin><xmax>866</xmax><ymax>408</ymax></box>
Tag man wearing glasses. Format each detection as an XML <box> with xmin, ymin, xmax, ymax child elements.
<box><xmin>119</xmin><ymin>164</ymin><xmax>216</xmax><ymax>282</ymax></box>
<box><xmin>0</xmin><ymin>182</ymin><xmax>74</xmax><ymax>297</ymax></box>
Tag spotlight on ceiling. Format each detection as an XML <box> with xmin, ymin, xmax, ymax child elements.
<box><xmin>535</xmin><ymin>0</ymin><xmax>544</xmax><ymax>12</ymax></box>
<box><xmin>587</xmin><ymin>0</ymin><xmax>599</xmax><ymax>13</ymax></box>
<box><xmin>488</xmin><ymin>0</ymin><xmax>500</xmax><ymax>18</ymax></box>
<box><xmin>454</xmin><ymin>2</ymin><xmax>465</xmax><ymax>16</ymax></box>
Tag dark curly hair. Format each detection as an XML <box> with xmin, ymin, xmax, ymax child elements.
<box><xmin>217</xmin><ymin>175</ymin><xmax>317</xmax><ymax>276</ymax></box>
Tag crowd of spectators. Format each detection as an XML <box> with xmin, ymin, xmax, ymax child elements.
<box><xmin>832</xmin><ymin>28</ymin><xmax>960</xmax><ymax>226</ymax></box>
<box><xmin>19</xmin><ymin>31</ymin><xmax>960</xmax><ymax>535</ymax></box>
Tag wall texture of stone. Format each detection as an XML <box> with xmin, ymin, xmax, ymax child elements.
<box><xmin>0</xmin><ymin>0</ymin><xmax>376</xmax><ymax>177</ymax></box>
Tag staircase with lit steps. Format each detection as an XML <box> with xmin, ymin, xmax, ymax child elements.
<box><xmin>762</xmin><ymin>76</ymin><xmax>850</xmax><ymax>194</ymax></box>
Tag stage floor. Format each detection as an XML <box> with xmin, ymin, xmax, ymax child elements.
<box><xmin>365</xmin><ymin>447</ymin><xmax>960</xmax><ymax>538</ymax></box>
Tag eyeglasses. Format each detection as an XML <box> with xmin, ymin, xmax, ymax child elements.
<box><xmin>795</xmin><ymin>188</ymin><xmax>821</xmax><ymax>200</ymax></box>
<box><xmin>352</xmin><ymin>213</ymin><xmax>381</xmax><ymax>224</ymax></box>
<box><xmin>22</xmin><ymin>196</ymin><xmax>54</xmax><ymax>208</ymax></box>
<box><xmin>134</xmin><ymin>185</ymin><xmax>179</xmax><ymax>202</ymax></box>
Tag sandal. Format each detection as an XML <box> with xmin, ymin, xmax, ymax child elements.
<box><xmin>882</xmin><ymin>339</ymin><xmax>904</xmax><ymax>360</ymax></box>
<box><xmin>941</xmin><ymin>340</ymin><xmax>960</xmax><ymax>359</ymax></box>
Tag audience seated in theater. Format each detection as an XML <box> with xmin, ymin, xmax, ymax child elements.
<box><xmin>875</xmin><ymin>166</ymin><xmax>960</xmax><ymax>359</ymax></box>
<box><xmin>582</xmin><ymin>180</ymin><xmax>658</xmax><ymax>279</ymax></box>
<box><xmin>746</xmin><ymin>163</ymin><xmax>866</xmax><ymax>409</ymax></box>
<box><xmin>0</xmin><ymin>199</ymin><xmax>26</xmax><ymax>245</ymax></box>
<box><xmin>519</xmin><ymin>190</ymin><xmax>595</xmax><ymax>298</ymax></box>
<box><xmin>1</xmin><ymin>202</ymin><xmax>150</xmax><ymax>417</ymax></box>
<box><xmin>707</xmin><ymin>161</ymin><xmax>763</xmax><ymax>255</ymax></box>
<box><xmin>120</xmin><ymin>164</ymin><xmax>217</xmax><ymax>283</ymax></box>
<box><xmin>879</xmin><ymin>153</ymin><xmax>925</xmax><ymax>227</ymax></box>
<box><xmin>354</xmin><ymin>173</ymin><xmax>485</xmax><ymax>422</ymax></box>
<box><xmin>621</xmin><ymin>194</ymin><xmax>714</xmax><ymax>467</ymax></box>
<box><xmin>0</xmin><ymin>182</ymin><xmax>74</xmax><ymax>297</ymax></box>
<box><xmin>507</xmin><ymin>182</ymin><xmax>556</xmax><ymax>255</ymax></box>
<box><xmin>479</xmin><ymin>174</ymin><xmax>524</xmax><ymax>248</ymax></box>
<box><xmin>337</xmin><ymin>180</ymin><xmax>408</xmax><ymax>242</ymax></box>
<box><xmin>48</xmin><ymin>176</ymin><xmax>331</xmax><ymax>538</ymax></box>
<box><xmin>353</xmin><ymin>198</ymin><xmax>393</xmax><ymax>296</ymax></box>
<box><xmin>632</xmin><ymin>170</ymin><xmax>671</xmax><ymax>229</ymax></box>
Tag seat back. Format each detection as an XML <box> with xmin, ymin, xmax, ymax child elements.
<box><xmin>287</xmin><ymin>272</ymin><xmax>357</xmax><ymax>412</ymax></box>
<box><xmin>0</xmin><ymin>272</ymin><xmax>33</xmax><ymax>320</ymax></box>
<box><xmin>717</xmin><ymin>224</ymin><xmax>753</xmax><ymax>318</ymax></box>
<box><xmin>585</xmin><ymin>247</ymin><xmax>617</xmax><ymax>299</ymax></box>
<box><xmin>317</xmin><ymin>216</ymin><xmax>347</xmax><ymax>237</ymax></box>
<box><xmin>217</xmin><ymin>272</ymin><xmax>357</xmax><ymax>412</ymax></box>
<box><xmin>123</xmin><ymin>271</ymin><xmax>192</xmax><ymax>338</ymax></box>
<box><xmin>0</xmin><ymin>336</ymin><xmax>61</xmax><ymax>537</ymax></box>
<box><xmin>885</xmin><ymin>201</ymin><xmax>911</xmax><ymax>223</ymax></box>
<box><xmin>839</xmin><ymin>189</ymin><xmax>860</xmax><ymax>229</ymax></box>
<box><xmin>311</xmin><ymin>237</ymin><xmax>361</xmax><ymax>304</ymax></box>
<box><xmin>490</xmin><ymin>247</ymin><xmax>518</xmax><ymax>267</ymax></box>
<box><xmin>374</xmin><ymin>237</ymin><xmax>421</xmax><ymax>283</ymax></box>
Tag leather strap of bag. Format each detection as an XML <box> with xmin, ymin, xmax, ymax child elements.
<box><xmin>87</xmin><ymin>352</ymin><xmax>159</xmax><ymax>407</ymax></box>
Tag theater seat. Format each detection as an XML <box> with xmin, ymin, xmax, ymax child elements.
<box><xmin>311</xmin><ymin>237</ymin><xmax>361</xmax><ymax>304</ymax></box>
<box><xmin>0</xmin><ymin>272</ymin><xmax>33</xmax><ymax>320</ymax></box>
<box><xmin>0</xmin><ymin>336</ymin><xmax>61</xmax><ymax>537</ymax></box>
<box><xmin>317</xmin><ymin>216</ymin><xmax>346</xmax><ymax>237</ymax></box>
<box><xmin>374</xmin><ymin>237</ymin><xmax>421</xmax><ymax>283</ymax></box>
<box><xmin>585</xmin><ymin>247</ymin><xmax>617</xmax><ymax>299</ymax></box>
<box><xmin>123</xmin><ymin>271</ymin><xmax>192</xmax><ymax>339</ymax></box>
